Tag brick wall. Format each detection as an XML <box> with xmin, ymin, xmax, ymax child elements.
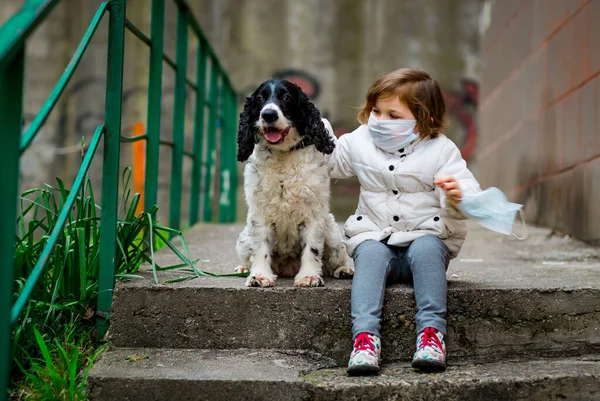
<box><xmin>477</xmin><ymin>0</ymin><xmax>600</xmax><ymax>242</ymax></box>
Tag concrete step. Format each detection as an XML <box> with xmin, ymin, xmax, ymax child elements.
<box><xmin>88</xmin><ymin>347</ymin><xmax>600</xmax><ymax>401</ymax></box>
<box><xmin>107</xmin><ymin>223</ymin><xmax>600</xmax><ymax>365</ymax></box>
<box><xmin>109</xmin><ymin>274</ymin><xmax>600</xmax><ymax>366</ymax></box>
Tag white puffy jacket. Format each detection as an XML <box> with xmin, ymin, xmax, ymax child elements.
<box><xmin>324</xmin><ymin>120</ymin><xmax>481</xmax><ymax>258</ymax></box>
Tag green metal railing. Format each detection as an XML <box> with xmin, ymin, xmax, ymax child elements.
<box><xmin>0</xmin><ymin>0</ymin><xmax>238</xmax><ymax>397</ymax></box>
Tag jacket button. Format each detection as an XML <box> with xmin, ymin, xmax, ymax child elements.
<box><xmin>399</xmin><ymin>148</ymin><xmax>405</xmax><ymax>153</ymax></box>
<box><xmin>393</xmin><ymin>216</ymin><xmax>399</xmax><ymax>222</ymax></box>
<box><xmin>392</xmin><ymin>190</ymin><xmax>398</xmax><ymax>195</ymax></box>
<box><xmin>357</xmin><ymin>216</ymin><xmax>363</xmax><ymax>221</ymax></box>
<box><xmin>389</xmin><ymin>165</ymin><xmax>395</xmax><ymax>171</ymax></box>
<box><xmin>434</xmin><ymin>216</ymin><xmax>440</xmax><ymax>221</ymax></box>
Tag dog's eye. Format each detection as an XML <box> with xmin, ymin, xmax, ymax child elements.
<box><xmin>257</xmin><ymin>96</ymin><xmax>265</xmax><ymax>104</ymax></box>
<box><xmin>283</xmin><ymin>94</ymin><xmax>292</xmax><ymax>102</ymax></box>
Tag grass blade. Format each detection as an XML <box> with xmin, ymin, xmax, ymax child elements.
<box><xmin>147</xmin><ymin>212</ymin><xmax>158</xmax><ymax>284</ymax></box>
<box><xmin>115</xmin><ymin>274</ymin><xmax>145</xmax><ymax>279</ymax></box>
<box><xmin>77</xmin><ymin>227</ymin><xmax>87</xmax><ymax>299</ymax></box>
<box><xmin>153</xmin><ymin>229</ymin><xmax>216</xmax><ymax>277</ymax></box>
<box><xmin>32</xmin><ymin>328</ymin><xmax>53</xmax><ymax>369</ymax></box>
<box><xmin>164</xmin><ymin>275</ymin><xmax>198</xmax><ymax>283</ymax></box>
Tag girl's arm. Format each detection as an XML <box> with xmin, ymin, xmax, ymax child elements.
<box><xmin>322</xmin><ymin>118</ymin><xmax>356</xmax><ymax>179</ymax></box>
<box><xmin>434</xmin><ymin>140</ymin><xmax>481</xmax><ymax>219</ymax></box>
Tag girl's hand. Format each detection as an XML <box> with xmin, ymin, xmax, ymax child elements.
<box><xmin>435</xmin><ymin>175</ymin><xmax>462</xmax><ymax>204</ymax></box>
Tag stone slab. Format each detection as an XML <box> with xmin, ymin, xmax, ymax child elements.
<box><xmin>88</xmin><ymin>348</ymin><xmax>600</xmax><ymax>401</ymax></box>
<box><xmin>108</xmin><ymin>223</ymin><xmax>600</xmax><ymax>365</ymax></box>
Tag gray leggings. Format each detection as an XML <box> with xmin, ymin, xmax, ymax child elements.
<box><xmin>351</xmin><ymin>235</ymin><xmax>450</xmax><ymax>338</ymax></box>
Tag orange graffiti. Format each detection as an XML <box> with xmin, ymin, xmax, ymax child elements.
<box><xmin>132</xmin><ymin>122</ymin><xmax>145</xmax><ymax>215</ymax></box>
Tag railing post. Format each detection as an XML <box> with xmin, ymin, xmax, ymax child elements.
<box><xmin>169</xmin><ymin>5</ymin><xmax>188</xmax><ymax>236</ymax></box>
<box><xmin>218</xmin><ymin>82</ymin><xmax>232</xmax><ymax>223</ymax></box>
<box><xmin>144</xmin><ymin>0</ymin><xmax>165</xmax><ymax>217</ymax></box>
<box><xmin>228</xmin><ymin>89</ymin><xmax>238</xmax><ymax>222</ymax></box>
<box><xmin>97</xmin><ymin>0</ymin><xmax>126</xmax><ymax>339</ymax></box>
<box><xmin>202</xmin><ymin>61</ymin><xmax>220</xmax><ymax>222</ymax></box>
<box><xmin>0</xmin><ymin>47</ymin><xmax>24</xmax><ymax>401</ymax></box>
<box><xmin>189</xmin><ymin>39</ymin><xmax>208</xmax><ymax>226</ymax></box>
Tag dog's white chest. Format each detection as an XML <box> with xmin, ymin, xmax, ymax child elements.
<box><xmin>245</xmin><ymin>149</ymin><xmax>329</xmax><ymax>228</ymax></box>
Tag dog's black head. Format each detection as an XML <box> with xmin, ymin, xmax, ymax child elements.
<box><xmin>236</xmin><ymin>79</ymin><xmax>335</xmax><ymax>162</ymax></box>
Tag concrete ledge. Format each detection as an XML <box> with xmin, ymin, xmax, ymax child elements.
<box><xmin>108</xmin><ymin>222</ymin><xmax>600</xmax><ymax>365</ymax></box>
<box><xmin>88</xmin><ymin>348</ymin><xmax>600</xmax><ymax>401</ymax></box>
<box><xmin>109</xmin><ymin>279</ymin><xmax>600</xmax><ymax>365</ymax></box>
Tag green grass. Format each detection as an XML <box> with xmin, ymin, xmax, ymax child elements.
<box><xmin>13</xmin><ymin>325</ymin><xmax>106</xmax><ymax>401</ymax></box>
<box><xmin>9</xmin><ymin>167</ymin><xmax>246</xmax><ymax>400</ymax></box>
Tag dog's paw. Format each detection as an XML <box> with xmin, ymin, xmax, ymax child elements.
<box><xmin>235</xmin><ymin>265</ymin><xmax>250</xmax><ymax>274</ymax></box>
<box><xmin>246</xmin><ymin>272</ymin><xmax>276</xmax><ymax>288</ymax></box>
<box><xmin>333</xmin><ymin>265</ymin><xmax>354</xmax><ymax>279</ymax></box>
<box><xmin>294</xmin><ymin>275</ymin><xmax>324</xmax><ymax>287</ymax></box>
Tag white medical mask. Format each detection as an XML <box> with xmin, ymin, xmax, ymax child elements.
<box><xmin>367</xmin><ymin>113</ymin><xmax>418</xmax><ymax>153</ymax></box>
<box><xmin>459</xmin><ymin>187</ymin><xmax>528</xmax><ymax>240</ymax></box>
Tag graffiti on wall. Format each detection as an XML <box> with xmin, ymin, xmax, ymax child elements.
<box><xmin>20</xmin><ymin>77</ymin><xmax>194</xmax><ymax>197</ymax></box>
<box><xmin>22</xmin><ymin>77</ymin><xmax>192</xmax><ymax>150</ymax></box>
<box><xmin>241</xmin><ymin>69</ymin><xmax>479</xmax><ymax>160</ymax></box>
<box><xmin>273</xmin><ymin>69</ymin><xmax>321</xmax><ymax>99</ymax></box>
<box><xmin>270</xmin><ymin>69</ymin><xmax>352</xmax><ymax>138</ymax></box>
<box><xmin>38</xmin><ymin>71</ymin><xmax>479</xmax><ymax>159</ymax></box>
<box><xmin>442</xmin><ymin>78</ymin><xmax>478</xmax><ymax>161</ymax></box>
<box><xmin>239</xmin><ymin>69</ymin><xmax>351</xmax><ymax>138</ymax></box>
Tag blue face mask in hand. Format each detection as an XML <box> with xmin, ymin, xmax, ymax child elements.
<box><xmin>367</xmin><ymin>113</ymin><xmax>418</xmax><ymax>153</ymax></box>
<box><xmin>459</xmin><ymin>187</ymin><xmax>528</xmax><ymax>240</ymax></box>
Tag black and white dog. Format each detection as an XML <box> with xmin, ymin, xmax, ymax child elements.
<box><xmin>235</xmin><ymin>79</ymin><xmax>353</xmax><ymax>287</ymax></box>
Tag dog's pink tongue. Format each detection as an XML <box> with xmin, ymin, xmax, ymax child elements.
<box><xmin>265</xmin><ymin>131</ymin><xmax>283</xmax><ymax>143</ymax></box>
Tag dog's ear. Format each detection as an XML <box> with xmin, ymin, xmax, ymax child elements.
<box><xmin>299</xmin><ymin>91</ymin><xmax>335</xmax><ymax>155</ymax></box>
<box><xmin>237</xmin><ymin>96</ymin><xmax>257</xmax><ymax>162</ymax></box>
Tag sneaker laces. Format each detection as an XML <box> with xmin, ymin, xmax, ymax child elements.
<box><xmin>418</xmin><ymin>327</ymin><xmax>442</xmax><ymax>352</ymax></box>
<box><xmin>353</xmin><ymin>332</ymin><xmax>375</xmax><ymax>352</ymax></box>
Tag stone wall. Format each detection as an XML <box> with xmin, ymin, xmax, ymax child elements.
<box><xmin>2</xmin><ymin>0</ymin><xmax>483</xmax><ymax>223</ymax></box>
<box><xmin>477</xmin><ymin>0</ymin><xmax>600</xmax><ymax>243</ymax></box>
<box><xmin>190</xmin><ymin>0</ymin><xmax>483</xmax><ymax>219</ymax></box>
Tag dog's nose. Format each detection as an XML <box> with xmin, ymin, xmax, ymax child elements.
<box><xmin>261</xmin><ymin>109</ymin><xmax>278</xmax><ymax>123</ymax></box>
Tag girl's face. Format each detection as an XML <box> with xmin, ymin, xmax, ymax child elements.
<box><xmin>372</xmin><ymin>95</ymin><xmax>415</xmax><ymax>121</ymax></box>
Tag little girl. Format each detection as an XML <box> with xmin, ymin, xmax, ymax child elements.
<box><xmin>326</xmin><ymin>68</ymin><xmax>481</xmax><ymax>375</ymax></box>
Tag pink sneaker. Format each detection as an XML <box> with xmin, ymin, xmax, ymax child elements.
<box><xmin>412</xmin><ymin>327</ymin><xmax>447</xmax><ymax>371</ymax></box>
<box><xmin>347</xmin><ymin>332</ymin><xmax>381</xmax><ymax>376</ymax></box>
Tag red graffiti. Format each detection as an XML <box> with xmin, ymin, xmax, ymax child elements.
<box><xmin>272</xmin><ymin>69</ymin><xmax>320</xmax><ymax>99</ymax></box>
<box><xmin>249</xmin><ymin>70</ymin><xmax>478</xmax><ymax>160</ymax></box>
<box><xmin>333</xmin><ymin>125</ymin><xmax>348</xmax><ymax>138</ymax></box>
<box><xmin>442</xmin><ymin>79</ymin><xmax>478</xmax><ymax>161</ymax></box>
